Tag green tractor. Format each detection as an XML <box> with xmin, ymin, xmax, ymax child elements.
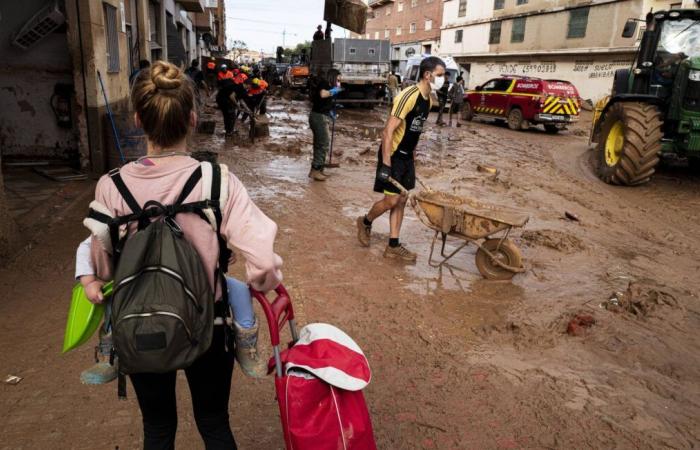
<box><xmin>590</xmin><ymin>9</ymin><xmax>700</xmax><ymax>185</ymax></box>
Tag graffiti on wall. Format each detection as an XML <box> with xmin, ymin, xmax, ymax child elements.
<box><xmin>573</xmin><ymin>60</ymin><xmax>633</xmax><ymax>79</ymax></box>
<box><xmin>484</xmin><ymin>59</ymin><xmax>632</xmax><ymax>79</ymax></box>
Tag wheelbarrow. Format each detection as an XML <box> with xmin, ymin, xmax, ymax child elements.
<box><xmin>388</xmin><ymin>177</ymin><xmax>529</xmax><ymax>280</ymax></box>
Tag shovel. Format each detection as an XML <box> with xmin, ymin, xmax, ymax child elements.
<box><xmin>326</xmin><ymin>109</ymin><xmax>340</xmax><ymax>168</ymax></box>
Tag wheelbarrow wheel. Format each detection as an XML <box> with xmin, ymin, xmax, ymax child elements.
<box><xmin>475</xmin><ymin>238</ymin><xmax>522</xmax><ymax>280</ymax></box>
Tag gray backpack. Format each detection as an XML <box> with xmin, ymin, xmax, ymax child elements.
<box><xmin>87</xmin><ymin>162</ymin><xmax>230</xmax><ymax>381</ymax></box>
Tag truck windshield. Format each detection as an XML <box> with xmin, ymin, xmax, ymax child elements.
<box><xmin>657</xmin><ymin>19</ymin><xmax>700</xmax><ymax>59</ymax></box>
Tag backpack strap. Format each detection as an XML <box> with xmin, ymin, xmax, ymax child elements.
<box><xmin>175</xmin><ymin>166</ymin><xmax>203</xmax><ymax>206</ymax></box>
<box><xmin>109</xmin><ymin>169</ymin><xmax>141</xmax><ymax>215</ymax></box>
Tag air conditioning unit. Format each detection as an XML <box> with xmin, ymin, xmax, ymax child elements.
<box><xmin>12</xmin><ymin>0</ymin><xmax>65</xmax><ymax>50</ymax></box>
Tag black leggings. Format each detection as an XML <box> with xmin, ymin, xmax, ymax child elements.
<box><xmin>129</xmin><ymin>326</ymin><xmax>236</xmax><ymax>450</ymax></box>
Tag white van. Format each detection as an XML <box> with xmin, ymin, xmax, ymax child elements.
<box><xmin>402</xmin><ymin>55</ymin><xmax>464</xmax><ymax>88</ymax></box>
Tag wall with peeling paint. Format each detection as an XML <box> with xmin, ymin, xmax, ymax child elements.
<box><xmin>0</xmin><ymin>1</ymin><xmax>79</xmax><ymax>159</ymax></box>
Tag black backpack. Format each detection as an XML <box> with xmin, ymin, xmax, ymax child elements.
<box><xmin>86</xmin><ymin>161</ymin><xmax>231</xmax><ymax>392</ymax></box>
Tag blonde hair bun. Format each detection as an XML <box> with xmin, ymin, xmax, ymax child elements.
<box><xmin>151</xmin><ymin>61</ymin><xmax>182</xmax><ymax>90</ymax></box>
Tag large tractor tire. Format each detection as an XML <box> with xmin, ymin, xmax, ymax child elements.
<box><xmin>596</xmin><ymin>102</ymin><xmax>662</xmax><ymax>186</ymax></box>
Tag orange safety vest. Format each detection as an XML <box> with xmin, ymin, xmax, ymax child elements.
<box><xmin>234</xmin><ymin>73</ymin><xmax>248</xmax><ymax>84</ymax></box>
<box><xmin>248</xmin><ymin>78</ymin><xmax>268</xmax><ymax>95</ymax></box>
<box><xmin>217</xmin><ymin>70</ymin><xmax>234</xmax><ymax>81</ymax></box>
<box><xmin>207</xmin><ymin>61</ymin><xmax>216</xmax><ymax>70</ymax></box>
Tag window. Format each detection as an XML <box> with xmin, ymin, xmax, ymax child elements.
<box><xmin>567</xmin><ymin>7</ymin><xmax>589</xmax><ymax>39</ymax></box>
<box><xmin>396</xmin><ymin>26</ymin><xmax>402</xmax><ymax>35</ymax></box>
<box><xmin>482</xmin><ymin>78</ymin><xmax>512</xmax><ymax>91</ymax></box>
<box><xmin>369</xmin><ymin>48</ymin><xmax>376</xmax><ymax>56</ymax></box>
<box><xmin>454</xmin><ymin>29</ymin><xmax>463</xmax><ymax>43</ymax></box>
<box><xmin>385</xmin><ymin>28</ymin><xmax>390</xmax><ymax>38</ymax></box>
<box><xmin>425</xmin><ymin>19</ymin><xmax>432</xmax><ymax>31</ymax></box>
<box><xmin>411</xmin><ymin>0</ymin><xmax>418</xmax><ymax>6</ymax></box>
<box><xmin>366</xmin><ymin>33</ymin><xmax>370</xmax><ymax>39</ymax></box>
<box><xmin>103</xmin><ymin>3</ymin><xmax>120</xmax><ymax>73</ymax></box>
<box><xmin>516</xmin><ymin>0</ymin><xmax>528</xmax><ymax>4</ymax></box>
<box><xmin>489</xmin><ymin>21</ymin><xmax>501</xmax><ymax>44</ymax></box>
<box><xmin>511</xmin><ymin>17</ymin><xmax>526</xmax><ymax>43</ymax></box>
<box><xmin>148</xmin><ymin>1</ymin><xmax>160</xmax><ymax>43</ymax></box>
<box><xmin>410</xmin><ymin>22</ymin><xmax>416</xmax><ymax>33</ymax></box>
<box><xmin>409</xmin><ymin>65</ymin><xmax>420</xmax><ymax>81</ymax></box>
<box><xmin>423</xmin><ymin>44</ymin><xmax>431</xmax><ymax>54</ymax></box>
<box><xmin>375</xmin><ymin>31</ymin><xmax>379</xmax><ymax>39</ymax></box>
<box><xmin>398</xmin><ymin>2</ymin><xmax>403</xmax><ymax>12</ymax></box>
<box><xmin>349</xmin><ymin>48</ymin><xmax>356</xmax><ymax>55</ymax></box>
<box><xmin>458</xmin><ymin>0</ymin><xmax>467</xmax><ymax>17</ymax></box>
<box><xmin>494</xmin><ymin>0</ymin><xmax>504</xmax><ymax>9</ymax></box>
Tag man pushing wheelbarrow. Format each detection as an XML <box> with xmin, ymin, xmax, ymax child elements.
<box><xmin>356</xmin><ymin>56</ymin><xmax>447</xmax><ymax>261</ymax></box>
<box><xmin>355</xmin><ymin>56</ymin><xmax>529</xmax><ymax>278</ymax></box>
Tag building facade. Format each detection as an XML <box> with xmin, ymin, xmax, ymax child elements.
<box><xmin>439</xmin><ymin>0</ymin><xmax>692</xmax><ymax>102</ymax></box>
<box><xmin>0</xmin><ymin>0</ymin><xmax>226</xmax><ymax>254</ymax></box>
<box><xmin>354</xmin><ymin>0</ymin><xmax>444</xmax><ymax>73</ymax></box>
<box><xmin>0</xmin><ymin>0</ymin><xmax>226</xmax><ymax>171</ymax></box>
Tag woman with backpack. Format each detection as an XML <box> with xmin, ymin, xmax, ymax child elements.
<box><xmin>308</xmin><ymin>68</ymin><xmax>343</xmax><ymax>181</ymax></box>
<box><xmin>81</xmin><ymin>61</ymin><xmax>282</xmax><ymax>449</ymax></box>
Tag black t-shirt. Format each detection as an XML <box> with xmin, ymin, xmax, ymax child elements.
<box><xmin>310</xmin><ymin>79</ymin><xmax>333</xmax><ymax>114</ymax></box>
<box><xmin>389</xmin><ymin>85</ymin><xmax>431</xmax><ymax>158</ymax></box>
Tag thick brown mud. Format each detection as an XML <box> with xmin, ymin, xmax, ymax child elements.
<box><xmin>1</xmin><ymin>90</ymin><xmax>699</xmax><ymax>449</ymax></box>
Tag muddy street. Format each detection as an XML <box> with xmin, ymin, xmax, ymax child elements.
<box><xmin>1</xmin><ymin>91</ymin><xmax>699</xmax><ymax>449</ymax></box>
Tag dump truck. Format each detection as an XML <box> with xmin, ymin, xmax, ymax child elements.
<box><xmin>310</xmin><ymin>38</ymin><xmax>390</xmax><ymax>105</ymax></box>
<box><xmin>590</xmin><ymin>8</ymin><xmax>700</xmax><ymax>185</ymax></box>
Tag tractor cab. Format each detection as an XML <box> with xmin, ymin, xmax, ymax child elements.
<box><xmin>591</xmin><ymin>9</ymin><xmax>700</xmax><ymax>186</ymax></box>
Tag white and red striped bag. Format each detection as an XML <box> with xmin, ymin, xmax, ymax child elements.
<box><xmin>274</xmin><ymin>323</ymin><xmax>377</xmax><ymax>450</ymax></box>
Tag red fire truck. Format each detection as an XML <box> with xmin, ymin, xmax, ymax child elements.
<box><xmin>463</xmin><ymin>75</ymin><xmax>582</xmax><ymax>133</ymax></box>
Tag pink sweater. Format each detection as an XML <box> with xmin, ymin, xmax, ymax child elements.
<box><xmin>89</xmin><ymin>156</ymin><xmax>283</xmax><ymax>297</ymax></box>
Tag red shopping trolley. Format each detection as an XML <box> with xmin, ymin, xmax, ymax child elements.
<box><xmin>251</xmin><ymin>285</ymin><xmax>377</xmax><ymax>450</ymax></box>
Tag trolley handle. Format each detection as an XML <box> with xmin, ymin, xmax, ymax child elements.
<box><xmin>250</xmin><ymin>284</ymin><xmax>298</xmax><ymax>377</ymax></box>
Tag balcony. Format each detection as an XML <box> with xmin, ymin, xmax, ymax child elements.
<box><xmin>194</xmin><ymin>11</ymin><xmax>213</xmax><ymax>31</ymax></box>
<box><xmin>177</xmin><ymin>0</ymin><xmax>205</xmax><ymax>13</ymax></box>
<box><xmin>369</xmin><ymin>0</ymin><xmax>394</xmax><ymax>8</ymax></box>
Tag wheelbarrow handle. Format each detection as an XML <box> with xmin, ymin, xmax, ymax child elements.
<box><xmin>389</xmin><ymin>176</ymin><xmax>433</xmax><ymax>195</ymax></box>
<box><xmin>250</xmin><ymin>284</ymin><xmax>298</xmax><ymax>347</ymax></box>
<box><xmin>387</xmin><ymin>177</ymin><xmax>410</xmax><ymax>196</ymax></box>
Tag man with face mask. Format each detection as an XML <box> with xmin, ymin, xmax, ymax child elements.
<box><xmin>356</xmin><ymin>56</ymin><xmax>446</xmax><ymax>261</ymax></box>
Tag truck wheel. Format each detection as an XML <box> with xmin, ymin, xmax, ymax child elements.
<box><xmin>596</xmin><ymin>102</ymin><xmax>662</xmax><ymax>186</ymax></box>
<box><xmin>462</xmin><ymin>102</ymin><xmax>473</xmax><ymax>121</ymax></box>
<box><xmin>507</xmin><ymin>108</ymin><xmax>523</xmax><ymax>131</ymax></box>
<box><xmin>544</xmin><ymin>124</ymin><xmax>560</xmax><ymax>134</ymax></box>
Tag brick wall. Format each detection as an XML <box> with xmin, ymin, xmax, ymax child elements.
<box><xmin>361</xmin><ymin>0</ymin><xmax>443</xmax><ymax>45</ymax></box>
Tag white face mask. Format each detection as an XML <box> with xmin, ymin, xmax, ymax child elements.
<box><xmin>430</xmin><ymin>74</ymin><xmax>445</xmax><ymax>91</ymax></box>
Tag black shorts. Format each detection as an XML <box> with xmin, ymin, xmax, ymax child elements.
<box><xmin>451</xmin><ymin>103</ymin><xmax>462</xmax><ymax>113</ymax></box>
<box><xmin>373</xmin><ymin>148</ymin><xmax>415</xmax><ymax>195</ymax></box>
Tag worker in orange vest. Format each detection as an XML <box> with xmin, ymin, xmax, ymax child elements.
<box><xmin>248</xmin><ymin>78</ymin><xmax>268</xmax><ymax>96</ymax></box>
<box><xmin>206</xmin><ymin>58</ymin><xmax>217</xmax><ymax>90</ymax></box>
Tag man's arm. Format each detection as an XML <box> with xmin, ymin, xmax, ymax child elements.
<box><xmin>381</xmin><ymin>116</ymin><xmax>401</xmax><ymax>166</ymax></box>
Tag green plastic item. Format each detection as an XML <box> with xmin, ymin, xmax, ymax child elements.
<box><xmin>62</xmin><ymin>281</ymin><xmax>113</xmax><ymax>353</ymax></box>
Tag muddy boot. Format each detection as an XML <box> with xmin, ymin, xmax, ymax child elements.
<box><xmin>356</xmin><ymin>216</ymin><xmax>371</xmax><ymax>247</ymax></box>
<box><xmin>308</xmin><ymin>169</ymin><xmax>327</xmax><ymax>181</ymax></box>
<box><xmin>234</xmin><ymin>319</ymin><xmax>267</xmax><ymax>378</ymax></box>
<box><xmin>80</xmin><ymin>361</ymin><xmax>118</xmax><ymax>385</ymax></box>
<box><xmin>384</xmin><ymin>243</ymin><xmax>417</xmax><ymax>262</ymax></box>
